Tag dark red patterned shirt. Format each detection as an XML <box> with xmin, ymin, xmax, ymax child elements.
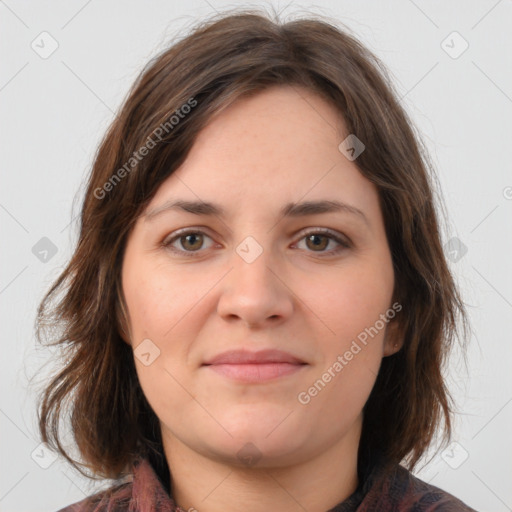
<box><xmin>57</xmin><ymin>454</ymin><xmax>477</xmax><ymax>512</ymax></box>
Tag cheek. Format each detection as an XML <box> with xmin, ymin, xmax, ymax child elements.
<box><xmin>122</xmin><ymin>257</ymin><xmax>212</xmax><ymax>342</ymax></box>
<box><xmin>122</xmin><ymin>257</ymin><xmax>200</xmax><ymax>416</ymax></box>
<box><xmin>314</xmin><ymin>259</ymin><xmax>394</xmax><ymax>345</ymax></box>
<box><xmin>299</xmin><ymin>354</ymin><xmax>380</xmax><ymax>434</ymax></box>
<box><xmin>294</xmin><ymin>257</ymin><xmax>393</xmax><ymax>412</ymax></box>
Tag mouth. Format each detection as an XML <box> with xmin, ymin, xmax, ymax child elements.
<box><xmin>202</xmin><ymin>349</ymin><xmax>308</xmax><ymax>383</ymax></box>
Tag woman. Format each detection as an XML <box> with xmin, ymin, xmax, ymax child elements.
<box><xmin>36</xmin><ymin>8</ymin><xmax>476</xmax><ymax>512</ymax></box>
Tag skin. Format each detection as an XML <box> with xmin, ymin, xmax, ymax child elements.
<box><xmin>121</xmin><ymin>85</ymin><xmax>402</xmax><ymax>512</ymax></box>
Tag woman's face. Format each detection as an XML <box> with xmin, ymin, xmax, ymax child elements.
<box><xmin>121</xmin><ymin>85</ymin><xmax>399</xmax><ymax>468</ymax></box>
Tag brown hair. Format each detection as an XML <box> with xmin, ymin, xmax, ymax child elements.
<box><xmin>34</xmin><ymin>8</ymin><xmax>467</xmax><ymax>480</ymax></box>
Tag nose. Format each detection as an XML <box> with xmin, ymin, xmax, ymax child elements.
<box><xmin>216</xmin><ymin>240</ymin><xmax>294</xmax><ymax>329</ymax></box>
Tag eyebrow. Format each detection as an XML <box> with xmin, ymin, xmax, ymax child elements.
<box><xmin>144</xmin><ymin>199</ymin><xmax>369</xmax><ymax>226</ymax></box>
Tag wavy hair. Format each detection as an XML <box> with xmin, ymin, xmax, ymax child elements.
<box><xmin>34</xmin><ymin>8</ymin><xmax>468</xmax><ymax>480</ymax></box>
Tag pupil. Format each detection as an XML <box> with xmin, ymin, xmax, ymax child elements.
<box><xmin>185</xmin><ymin>234</ymin><xmax>201</xmax><ymax>249</ymax></box>
<box><xmin>308</xmin><ymin>234</ymin><xmax>327</xmax><ymax>250</ymax></box>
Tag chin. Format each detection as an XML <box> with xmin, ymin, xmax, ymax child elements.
<box><xmin>215</xmin><ymin>403</ymin><xmax>298</xmax><ymax>437</ymax></box>
<box><xmin>203</xmin><ymin>435</ymin><xmax>307</xmax><ymax>469</ymax></box>
<box><xmin>197</xmin><ymin>413</ymin><xmax>311</xmax><ymax>465</ymax></box>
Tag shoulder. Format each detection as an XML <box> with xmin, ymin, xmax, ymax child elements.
<box><xmin>362</xmin><ymin>463</ymin><xmax>478</xmax><ymax>511</ymax></box>
<box><xmin>54</xmin><ymin>455</ymin><xmax>174</xmax><ymax>512</ymax></box>
<box><xmin>388</xmin><ymin>465</ymin><xmax>477</xmax><ymax>511</ymax></box>
<box><xmin>55</xmin><ymin>480</ymin><xmax>133</xmax><ymax>512</ymax></box>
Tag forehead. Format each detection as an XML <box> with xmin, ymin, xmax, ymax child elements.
<box><xmin>193</xmin><ymin>84</ymin><xmax>347</xmax><ymax>163</ymax></box>
<box><xmin>144</xmin><ymin>85</ymin><xmax>380</xmax><ymax>224</ymax></box>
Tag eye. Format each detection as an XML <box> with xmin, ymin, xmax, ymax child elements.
<box><xmin>161</xmin><ymin>228</ymin><xmax>351</xmax><ymax>257</ymax></box>
<box><xmin>294</xmin><ymin>228</ymin><xmax>351</xmax><ymax>257</ymax></box>
<box><xmin>162</xmin><ymin>229</ymin><xmax>215</xmax><ymax>256</ymax></box>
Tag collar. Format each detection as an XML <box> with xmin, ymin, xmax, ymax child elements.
<box><xmin>130</xmin><ymin>452</ymin><xmax>373</xmax><ymax>512</ymax></box>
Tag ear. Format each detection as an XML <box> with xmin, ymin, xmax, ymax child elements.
<box><xmin>382</xmin><ymin>315</ymin><xmax>403</xmax><ymax>357</ymax></box>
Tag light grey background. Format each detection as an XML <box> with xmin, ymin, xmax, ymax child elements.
<box><xmin>1</xmin><ymin>1</ymin><xmax>511</xmax><ymax>511</ymax></box>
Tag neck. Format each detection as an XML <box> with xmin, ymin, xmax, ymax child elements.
<box><xmin>162</xmin><ymin>416</ymin><xmax>362</xmax><ymax>512</ymax></box>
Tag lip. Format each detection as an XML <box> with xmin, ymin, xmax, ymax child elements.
<box><xmin>203</xmin><ymin>349</ymin><xmax>306</xmax><ymax>365</ymax></box>
<box><xmin>202</xmin><ymin>349</ymin><xmax>308</xmax><ymax>383</ymax></box>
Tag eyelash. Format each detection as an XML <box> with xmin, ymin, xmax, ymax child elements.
<box><xmin>161</xmin><ymin>228</ymin><xmax>351</xmax><ymax>258</ymax></box>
